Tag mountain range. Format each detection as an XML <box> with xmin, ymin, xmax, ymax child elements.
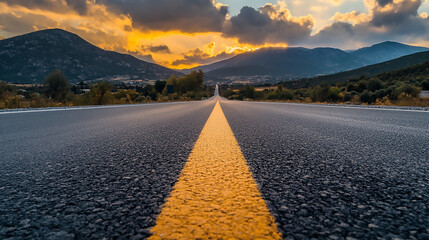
<box><xmin>197</xmin><ymin>42</ymin><xmax>428</xmax><ymax>83</ymax></box>
<box><xmin>1</xmin><ymin>29</ymin><xmax>428</xmax><ymax>84</ymax></box>
<box><xmin>0</xmin><ymin>29</ymin><xmax>179</xmax><ymax>84</ymax></box>
<box><xmin>283</xmin><ymin>50</ymin><xmax>429</xmax><ymax>89</ymax></box>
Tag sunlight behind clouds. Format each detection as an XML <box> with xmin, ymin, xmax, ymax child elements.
<box><xmin>0</xmin><ymin>0</ymin><xmax>428</xmax><ymax>69</ymax></box>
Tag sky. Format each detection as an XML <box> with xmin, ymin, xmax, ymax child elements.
<box><xmin>0</xmin><ymin>0</ymin><xmax>429</xmax><ymax>69</ymax></box>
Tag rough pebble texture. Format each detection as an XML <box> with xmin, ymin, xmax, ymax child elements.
<box><xmin>0</xmin><ymin>100</ymin><xmax>214</xmax><ymax>239</ymax></box>
<box><xmin>150</xmin><ymin>101</ymin><xmax>281</xmax><ymax>239</ymax></box>
<box><xmin>221</xmin><ymin>99</ymin><xmax>429</xmax><ymax>239</ymax></box>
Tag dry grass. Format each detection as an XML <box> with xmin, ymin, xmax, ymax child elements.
<box><xmin>254</xmin><ymin>86</ymin><xmax>278</xmax><ymax>92</ymax></box>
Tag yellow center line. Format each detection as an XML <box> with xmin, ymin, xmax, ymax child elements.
<box><xmin>149</xmin><ymin>100</ymin><xmax>282</xmax><ymax>239</ymax></box>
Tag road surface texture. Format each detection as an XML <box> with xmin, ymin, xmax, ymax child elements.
<box><xmin>220</xmin><ymin>98</ymin><xmax>429</xmax><ymax>239</ymax></box>
<box><xmin>0</xmin><ymin>100</ymin><xmax>215</xmax><ymax>239</ymax></box>
<box><xmin>1</xmin><ymin>97</ymin><xmax>428</xmax><ymax>239</ymax></box>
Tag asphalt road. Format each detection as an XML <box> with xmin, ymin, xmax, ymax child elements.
<box><xmin>1</xmin><ymin>98</ymin><xmax>428</xmax><ymax>239</ymax></box>
<box><xmin>220</xmin><ymin>99</ymin><xmax>429</xmax><ymax>239</ymax></box>
<box><xmin>0</xmin><ymin>100</ymin><xmax>215</xmax><ymax>239</ymax></box>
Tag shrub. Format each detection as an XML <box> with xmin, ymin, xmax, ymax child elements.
<box><xmin>311</xmin><ymin>85</ymin><xmax>330</xmax><ymax>102</ymax></box>
<box><xmin>421</xmin><ymin>80</ymin><xmax>429</xmax><ymax>90</ymax></box>
<box><xmin>134</xmin><ymin>95</ymin><xmax>147</xmax><ymax>103</ymax></box>
<box><xmin>327</xmin><ymin>87</ymin><xmax>341</xmax><ymax>102</ymax></box>
<box><xmin>367</xmin><ymin>78</ymin><xmax>383</xmax><ymax>92</ymax></box>
<box><xmin>266</xmin><ymin>91</ymin><xmax>278</xmax><ymax>100</ymax></box>
<box><xmin>239</xmin><ymin>85</ymin><xmax>256</xmax><ymax>99</ymax></box>
<box><xmin>277</xmin><ymin>90</ymin><xmax>294</xmax><ymax>100</ymax></box>
<box><xmin>0</xmin><ymin>81</ymin><xmax>16</xmax><ymax>99</ymax></box>
<box><xmin>360</xmin><ymin>90</ymin><xmax>376</xmax><ymax>103</ymax></box>
<box><xmin>5</xmin><ymin>96</ymin><xmax>23</xmax><ymax>108</ymax></box>
<box><xmin>391</xmin><ymin>84</ymin><xmax>420</xmax><ymax>100</ymax></box>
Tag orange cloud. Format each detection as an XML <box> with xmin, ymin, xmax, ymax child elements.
<box><xmin>332</xmin><ymin>11</ymin><xmax>371</xmax><ymax>24</ymax></box>
<box><xmin>0</xmin><ymin>1</ymin><xmax>305</xmax><ymax>69</ymax></box>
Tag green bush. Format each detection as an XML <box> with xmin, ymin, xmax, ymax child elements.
<box><xmin>277</xmin><ymin>90</ymin><xmax>294</xmax><ymax>100</ymax></box>
<box><xmin>391</xmin><ymin>84</ymin><xmax>420</xmax><ymax>100</ymax></box>
<box><xmin>367</xmin><ymin>78</ymin><xmax>383</xmax><ymax>92</ymax></box>
<box><xmin>327</xmin><ymin>87</ymin><xmax>341</xmax><ymax>102</ymax></box>
<box><xmin>360</xmin><ymin>90</ymin><xmax>376</xmax><ymax>103</ymax></box>
<box><xmin>238</xmin><ymin>85</ymin><xmax>255</xmax><ymax>99</ymax></box>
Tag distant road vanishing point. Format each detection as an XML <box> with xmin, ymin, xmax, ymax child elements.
<box><xmin>1</xmin><ymin>88</ymin><xmax>428</xmax><ymax>239</ymax></box>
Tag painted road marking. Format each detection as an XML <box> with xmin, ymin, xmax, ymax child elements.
<box><xmin>149</xmin><ymin>100</ymin><xmax>281</xmax><ymax>239</ymax></box>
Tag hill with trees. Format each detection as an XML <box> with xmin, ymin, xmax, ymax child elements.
<box><xmin>0</xmin><ymin>29</ymin><xmax>180</xmax><ymax>84</ymax></box>
<box><xmin>186</xmin><ymin>41</ymin><xmax>428</xmax><ymax>83</ymax></box>
<box><xmin>220</xmin><ymin>61</ymin><xmax>429</xmax><ymax>107</ymax></box>
<box><xmin>283</xmin><ymin>50</ymin><xmax>429</xmax><ymax>89</ymax></box>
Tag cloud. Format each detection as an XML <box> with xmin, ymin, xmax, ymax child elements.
<box><xmin>1</xmin><ymin>0</ymin><xmax>429</xmax><ymax>69</ymax></box>
<box><xmin>332</xmin><ymin>11</ymin><xmax>371</xmax><ymax>24</ymax></box>
<box><xmin>103</xmin><ymin>0</ymin><xmax>228</xmax><ymax>33</ymax></box>
<box><xmin>375</xmin><ymin>0</ymin><xmax>393</xmax><ymax>7</ymax></box>
<box><xmin>139</xmin><ymin>54</ymin><xmax>155</xmax><ymax>63</ymax></box>
<box><xmin>0</xmin><ymin>12</ymin><xmax>57</xmax><ymax>34</ymax></box>
<box><xmin>142</xmin><ymin>44</ymin><xmax>171</xmax><ymax>53</ymax></box>
<box><xmin>171</xmin><ymin>42</ymin><xmax>235</xmax><ymax>67</ymax></box>
<box><xmin>0</xmin><ymin>0</ymin><xmax>89</xmax><ymax>15</ymax></box>
<box><xmin>310</xmin><ymin>0</ymin><xmax>429</xmax><ymax>48</ymax></box>
<box><xmin>0</xmin><ymin>1</ymin><xmax>134</xmax><ymax>53</ymax></box>
<box><xmin>65</xmin><ymin>0</ymin><xmax>88</xmax><ymax>15</ymax></box>
<box><xmin>171</xmin><ymin>49</ymin><xmax>233</xmax><ymax>67</ymax></box>
<box><xmin>318</xmin><ymin>0</ymin><xmax>344</xmax><ymax>6</ymax></box>
<box><xmin>222</xmin><ymin>3</ymin><xmax>314</xmax><ymax>45</ymax></box>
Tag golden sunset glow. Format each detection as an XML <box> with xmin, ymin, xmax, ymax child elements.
<box><xmin>1</xmin><ymin>0</ymin><xmax>428</xmax><ymax>69</ymax></box>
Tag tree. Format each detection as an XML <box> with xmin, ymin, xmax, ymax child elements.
<box><xmin>154</xmin><ymin>80</ymin><xmax>167</xmax><ymax>93</ymax></box>
<box><xmin>141</xmin><ymin>85</ymin><xmax>154</xmax><ymax>96</ymax></box>
<box><xmin>44</xmin><ymin>70</ymin><xmax>70</xmax><ymax>102</ymax></box>
<box><xmin>421</xmin><ymin>80</ymin><xmax>429</xmax><ymax>90</ymax></box>
<box><xmin>90</xmin><ymin>81</ymin><xmax>112</xmax><ymax>105</ymax></box>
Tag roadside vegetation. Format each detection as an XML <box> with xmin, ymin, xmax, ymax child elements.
<box><xmin>220</xmin><ymin>62</ymin><xmax>429</xmax><ymax>107</ymax></box>
<box><xmin>0</xmin><ymin>69</ymin><xmax>213</xmax><ymax>109</ymax></box>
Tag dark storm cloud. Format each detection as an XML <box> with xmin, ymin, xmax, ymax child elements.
<box><xmin>142</xmin><ymin>44</ymin><xmax>171</xmax><ymax>54</ymax></box>
<box><xmin>376</xmin><ymin>0</ymin><xmax>393</xmax><ymax>7</ymax></box>
<box><xmin>102</xmin><ymin>0</ymin><xmax>228</xmax><ymax>33</ymax></box>
<box><xmin>0</xmin><ymin>12</ymin><xmax>57</xmax><ymax>34</ymax></box>
<box><xmin>0</xmin><ymin>0</ymin><xmax>89</xmax><ymax>15</ymax></box>
<box><xmin>0</xmin><ymin>0</ymin><xmax>59</xmax><ymax>9</ymax></box>
<box><xmin>370</xmin><ymin>0</ymin><xmax>421</xmax><ymax>27</ymax></box>
<box><xmin>311</xmin><ymin>0</ymin><xmax>429</xmax><ymax>47</ymax></box>
<box><xmin>65</xmin><ymin>0</ymin><xmax>88</xmax><ymax>15</ymax></box>
<box><xmin>138</xmin><ymin>54</ymin><xmax>155</xmax><ymax>63</ymax></box>
<box><xmin>222</xmin><ymin>6</ymin><xmax>313</xmax><ymax>45</ymax></box>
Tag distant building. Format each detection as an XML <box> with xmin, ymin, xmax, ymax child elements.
<box><xmin>420</xmin><ymin>90</ymin><xmax>429</xmax><ymax>98</ymax></box>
